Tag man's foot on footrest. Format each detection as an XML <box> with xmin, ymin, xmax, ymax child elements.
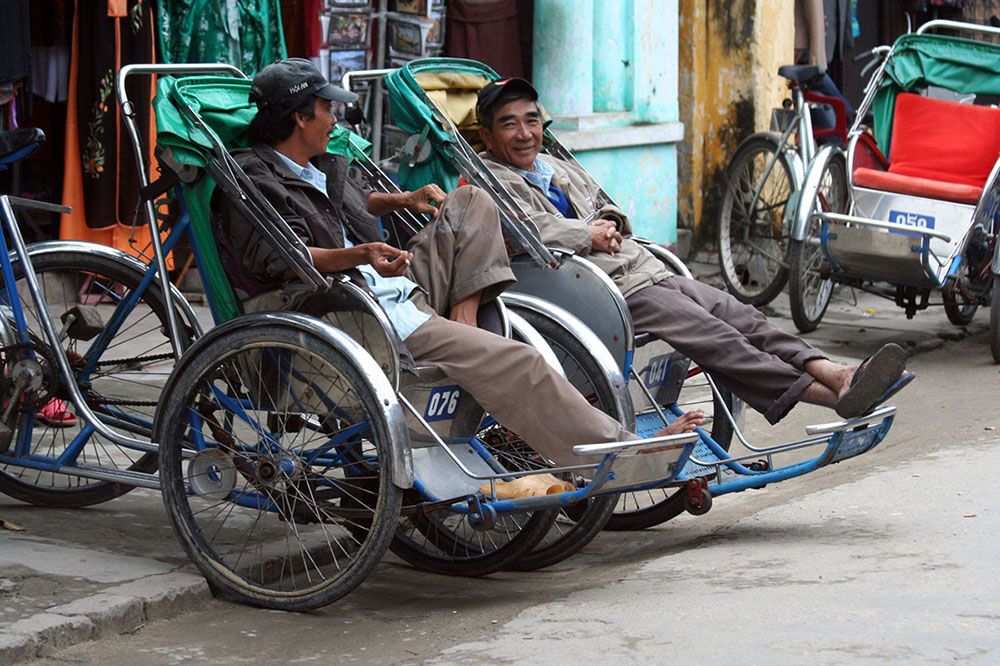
<box><xmin>747</xmin><ymin>459</ymin><xmax>769</xmax><ymax>472</ymax></box>
<box><xmin>480</xmin><ymin>473</ymin><xmax>575</xmax><ymax>499</ymax></box>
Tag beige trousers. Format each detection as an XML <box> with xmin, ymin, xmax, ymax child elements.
<box><xmin>627</xmin><ymin>277</ymin><xmax>827</xmax><ymax>424</ymax></box>
<box><xmin>403</xmin><ymin>186</ymin><xmax>628</xmax><ymax>466</ymax></box>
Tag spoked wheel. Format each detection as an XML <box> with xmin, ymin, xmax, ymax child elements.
<box><xmin>990</xmin><ymin>273</ymin><xmax>1000</xmax><ymax>363</ymax></box>
<box><xmin>717</xmin><ymin>133</ymin><xmax>795</xmax><ymax>306</ymax></box>
<box><xmin>789</xmin><ymin>153</ymin><xmax>847</xmax><ymax>333</ymax></box>
<box><xmin>0</xmin><ymin>250</ymin><xmax>187</xmax><ymax>507</ymax></box>
<box><xmin>390</xmin><ymin>476</ymin><xmax>557</xmax><ymax>577</ymax></box>
<box><xmin>157</xmin><ymin>320</ymin><xmax>402</xmax><ymax>611</ymax></box>
<box><xmin>942</xmin><ymin>254</ymin><xmax>980</xmax><ymax>326</ymax></box>
<box><xmin>503</xmin><ymin>309</ymin><xmax>622</xmax><ymax>572</ymax></box>
<box><xmin>605</xmin><ymin>367</ymin><xmax>736</xmax><ymax>532</ymax></box>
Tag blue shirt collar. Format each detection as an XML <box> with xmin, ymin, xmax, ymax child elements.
<box><xmin>509</xmin><ymin>156</ymin><xmax>554</xmax><ymax>194</ymax></box>
<box><xmin>274</xmin><ymin>149</ymin><xmax>328</xmax><ymax>195</ymax></box>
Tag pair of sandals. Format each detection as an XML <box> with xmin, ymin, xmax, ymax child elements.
<box><xmin>835</xmin><ymin>343</ymin><xmax>916</xmax><ymax>419</ymax></box>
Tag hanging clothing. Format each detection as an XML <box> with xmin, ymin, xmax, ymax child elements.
<box><xmin>156</xmin><ymin>0</ymin><xmax>287</xmax><ymax>75</ymax></box>
<box><xmin>446</xmin><ymin>0</ymin><xmax>525</xmax><ymax>79</ymax></box>
<box><xmin>60</xmin><ymin>0</ymin><xmax>162</xmax><ymax>260</ymax></box>
<box><xmin>0</xmin><ymin>0</ymin><xmax>31</xmax><ymax>85</ymax></box>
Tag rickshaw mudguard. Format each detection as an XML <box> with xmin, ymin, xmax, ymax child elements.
<box><xmin>792</xmin><ymin>144</ymin><xmax>841</xmax><ymax>241</ymax></box>
<box><xmin>505</xmin><ymin>252</ymin><xmax>635</xmax><ymax>375</ymax></box>
<box><xmin>153</xmin><ymin>312</ymin><xmax>414</xmax><ymax>489</ymax></box>
<box><xmin>499</xmin><ymin>291</ymin><xmax>634</xmax><ymax>430</ymax></box>
<box><xmin>11</xmin><ymin>240</ymin><xmax>205</xmax><ymax>341</ymax></box>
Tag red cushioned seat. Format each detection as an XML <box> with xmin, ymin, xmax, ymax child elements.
<box><xmin>853</xmin><ymin>167</ymin><xmax>983</xmax><ymax>204</ymax></box>
<box><xmin>854</xmin><ymin>92</ymin><xmax>1000</xmax><ymax>204</ymax></box>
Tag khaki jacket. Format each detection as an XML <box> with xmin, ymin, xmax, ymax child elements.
<box><xmin>480</xmin><ymin>151</ymin><xmax>671</xmax><ymax>297</ymax></box>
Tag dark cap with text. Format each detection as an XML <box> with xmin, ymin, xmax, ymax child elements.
<box><xmin>476</xmin><ymin>77</ymin><xmax>539</xmax><ymax>124</ymax></box>
<box><xmin>249</xmin><ymin>58</ymin><xmax>358</xmax><ymax>112</ymax></box>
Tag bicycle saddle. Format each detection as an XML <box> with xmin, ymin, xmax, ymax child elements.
<box><xmin>777</xmin><ymin>64</ymin><xmax>825</xmax><ymax>86</ymax></box>
<box><xmin>0</xmin><ymin>127</ymin><xmax>45</xmax><ymax>170</ymax></box>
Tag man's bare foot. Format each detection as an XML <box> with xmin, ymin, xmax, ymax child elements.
<box><xmin>655</xmin><ymin>409</ymin><xmax>705</xmax><ymax>437</ymax></box>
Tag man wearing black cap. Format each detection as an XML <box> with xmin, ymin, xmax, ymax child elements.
<box><xmin>476</xmin><ymin>78</ymin><xmax>914</xmax><ymax>423</ymax></box>
<box><xmin>218</xmin><ymin>59</ymin><xmax>703</xmax><ymax>494</ymax></box>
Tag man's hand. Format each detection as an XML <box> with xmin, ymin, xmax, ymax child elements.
<box><xmin>362</xmin><ymin>242</ymin><xmax>412</xmax><ymax>277</ymax></box>
<box><xmin>401</xmin><ymin>184</ymin><xmax>447</xmax><ymax>218</ymax></box>
<box><xmin>588</xmin><ymin>219</ymin><xmax>623</xmax><ymax>254</ymax></box>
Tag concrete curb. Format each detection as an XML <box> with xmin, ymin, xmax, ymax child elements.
<box><xmin>0</xmin><ymin>571</ymin><xmax>211</xmax><ymax>663</ymax></box>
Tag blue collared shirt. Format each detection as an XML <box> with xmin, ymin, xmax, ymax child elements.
<box><xmin>274</xmin><ymin>150</ymin><xmax>430</xmax><ymax>340</ymax></box>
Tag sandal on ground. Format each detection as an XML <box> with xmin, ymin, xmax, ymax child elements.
<box><xmin>36</xmin><ymin>398</ymin><xmax>77</xmax><ymax>427</ymax></box>
<box><xmin>835</xmin><ymin>343</ymin><xmax>908</xmax><ymax>419</ymax></box>
<box><xmin>479</xmin><ymin>473</ymin><xmax>575</xmax><ymax>499</ymax></box>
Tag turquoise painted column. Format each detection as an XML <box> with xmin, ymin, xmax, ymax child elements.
<box><xmin>632</xmin><ymin>0</ymin><xmax>678</xmax><ymax>123</ymax></box>
<box><xmin>592</xmin><ymin>0</ymin><xmax>633</xmax><ymax>113</ymax></box>
<box><xmin>533</xmin><ymin>0</ymin><xmax>594</xmax><ymax>117</ymax></box>
<box><xmin>532</xmin><ymin>0</ymin><xmax>682</xmax><ymax>245</ymax></box>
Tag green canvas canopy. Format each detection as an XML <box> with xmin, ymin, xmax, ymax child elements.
<box><xmin>385</xmin><ymin>58</ymin><xmax>501</xmax><ymax>192</ymax></box>
<box><xmin>873</xmin><ymin>32</ymin><xmax>1000</xmax><ymax>153</ymax></box>
<box><xmin>153</xmin><ymin>74</ymin><xmax>372</xmax><ymax>322</ymax></box>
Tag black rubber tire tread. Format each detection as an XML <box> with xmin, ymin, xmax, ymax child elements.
<box><xmin>0</xmin><ymin>250</ymin><xmax>183</xmax><ymax>507</ymax></box>
<box><xmin>390</xmin><ymin>497</ymin><xmax>557</xmax><ymax>577</ymax></box>
<box><xmin>942</xmin><ymin>277</ymin><xmax>978</xmax><ymax>326</ymax></box>
<box><xmin>788</xmin><ymin>154</ymin><xmax>845</xmax><ymax>333</ymax></box>
<box><xmin>990</xmin><ymin>274</ymin><xmax>1000</xmax><ymax>364</ymax></box>
<box><xmin>603</xmin><ymin>377</ymin><xmax>735</xmax><ymax>532</ymax></box>
<box><xmin>158</xmin><ymin>322</ymin><xmax>401</xmax><ymax>611</ymax></box>
<box><xmin>504</xmin><ymin>309</ymin><xmax>620</xmax><ymax>572</ymax></box>
<box><xmin>717</xmin><ymin>133</ymin><xmax>795</xmax><ymax>307</ymax></box>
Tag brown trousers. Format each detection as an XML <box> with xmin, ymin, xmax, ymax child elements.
<box><xmin>627</xmin><ymin>277</ymin><xmax>827</xmax><ymax>424</ymax></box>
<box><xmin>404</xmin><ymin>186</ymin><xmax>627</xmax><ymax>466</ymax></box>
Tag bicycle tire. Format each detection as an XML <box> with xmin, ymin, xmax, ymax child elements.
<box><xmin>504</xmin><ymin>309</ymin><xmax>620</xmax><ymax>572</ymax></box>
<box><xmin>717</xmin><ymin>133</ymin><xmax>795</xmax><ymax>306</ymax></box>
<box><xmin>0</xmin><ymin>250</ymin><xmax>187</xmax><ymax>507</ymax></box>
<box><xmin>604</xmin><ymin>371</ymin><xmax>736</xmax><ymax>532</ymax></box>
<box><xmin>158</xmin><ymin>320</ymin><xmax>401</xmax><ymax>611</ymax></box>
<box><xmin>788</xmin><ymin>153</ymin><xmax>846</xmax><ymax>332</ymax></box>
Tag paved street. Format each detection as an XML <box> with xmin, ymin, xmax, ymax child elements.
<box><xmin>2</xmin><ymin>288</ymin><xmax>999</xmax><ymax>664</ymax></box>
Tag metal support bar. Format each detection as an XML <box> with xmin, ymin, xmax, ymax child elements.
<box><xmin>818</xmin><ymin>211</ymin><xmax>953</xmax><ymax>242</ymax></box>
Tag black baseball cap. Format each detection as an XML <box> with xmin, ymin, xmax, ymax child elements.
<box><xmin>476</xmin><ymin>77</ymin><xmax>539</xmax><ymax>124</ymax></box>
<box><xmin>250</xmin><ymin>58</ymin><xmax>357</xmax><ymax>112</ymax></box>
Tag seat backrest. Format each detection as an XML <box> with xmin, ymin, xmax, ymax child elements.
<box><xmin>413</xmin><ymin>71</ymin><xmax>490</xmax><ymax>149</ymax></box>
<box><xmin>888</xmin><ymin>92</ymin><xmax>1000</xmax><ymax>188</ymax></box>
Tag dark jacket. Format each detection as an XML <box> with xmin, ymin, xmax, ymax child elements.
<box><xmin>216</xmin><ymin>143</ymin><xmax>383</xmax><ymax>294</ymax></box>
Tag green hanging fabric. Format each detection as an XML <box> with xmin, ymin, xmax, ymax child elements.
<box><xmin>155</xmin><ymin>0</ymin><xmax>287</xmax><ymax>75</ymax></box>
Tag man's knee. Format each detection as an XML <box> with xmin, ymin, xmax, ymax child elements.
<box><xmin>439</xmin><ymin>185</ymin><xmax>501</xmax><ymax>234</ymax></box>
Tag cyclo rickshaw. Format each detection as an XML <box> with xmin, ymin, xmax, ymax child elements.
<box><xmin>0</xmin><ymin>63</ymin><xmax>722</xmax><ymax>612</ymax></box>
<box><xmin>789</xmin><ymin>20</ymin><xmax>1000</xmax><ymax>364</ymax></box>
<box><xmin>337</xmin><ymin>57</ymin><xmax>902</xmax><ymax>560</ymax></box>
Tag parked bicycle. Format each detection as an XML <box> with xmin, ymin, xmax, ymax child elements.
<box><xmin>717</xmin><ymin>49</ymin><xmax>887</xmax><ymax>306</ymax></box>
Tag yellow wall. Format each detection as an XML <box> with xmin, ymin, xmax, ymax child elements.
<box><xmin>678</xmin><ymin>0</ymin><xmax>793</xmax><ymax>247</ymax></box>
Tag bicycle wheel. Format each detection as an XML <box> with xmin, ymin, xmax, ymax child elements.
<box><xmin>158</xmin><ymin>320</ymin><xmax>401</xmax><ymax>611</ymax></box>
<box><xmin>942</xmin><ymin>254</ymin><xmax>979</xmax><ymax>326</ymax></box>
<box><xmin>0</xmin><ymin>249</ymin><xmax>187</xmax><ymax>507</ymax></box>
<box><xmin>789</xmin><ymin>153</ymin><xmax>846</xmax><ymax>332</ymax></box>
<box><xmin>717</xmin><ymin>133</ymin><xmax>795</xmax><ymax>306</ymax></box>
<box><xmin>503</xmin><ymin>309</ymin><xmax>621</xmax><ymax>572</ymax></box>
<box><xmin>604</xmin><ymin>368</ymin><xmax>736</xmax><ymax>532</ymax></box>
<box><xmin>991</xmin><ymin>273</ymin><xmax>1000</xmax><ymax>364</ymax></box>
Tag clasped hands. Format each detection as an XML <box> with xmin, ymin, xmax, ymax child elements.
<box><xmin>589</xmin><ymin>218</ymin><xmax>623</xmax><ymax>254</ymax></box>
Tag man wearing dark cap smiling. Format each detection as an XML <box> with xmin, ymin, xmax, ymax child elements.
<box><xmin>217</xmin><ymin>59</ymin><xmax>704</xmax><ymax>496</ymax></box>
<box><xmin>476</xmin><ymin>78</ymin><xmax>914</xmax><ymax>424</ymax></box>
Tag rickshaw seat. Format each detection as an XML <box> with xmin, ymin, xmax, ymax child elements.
<box><xmin>853</xmin><ymin>169</ymin><xmax>983</xmax><ymax>204</ymax></box>
<box><xmin>853</xmin><ymin>92</ymin><xmax>1000</xmax><ymax>204</ymax></box>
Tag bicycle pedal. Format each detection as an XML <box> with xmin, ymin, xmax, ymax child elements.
<box><xmin>747</xmin><ymin>459</ymin><xmax>770</xmax><ymax>472</ymax></box>
<box><xmin>61</xmin><ymin>306</ymin><xmax>104</xmax><ymax>341</ymax></box>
